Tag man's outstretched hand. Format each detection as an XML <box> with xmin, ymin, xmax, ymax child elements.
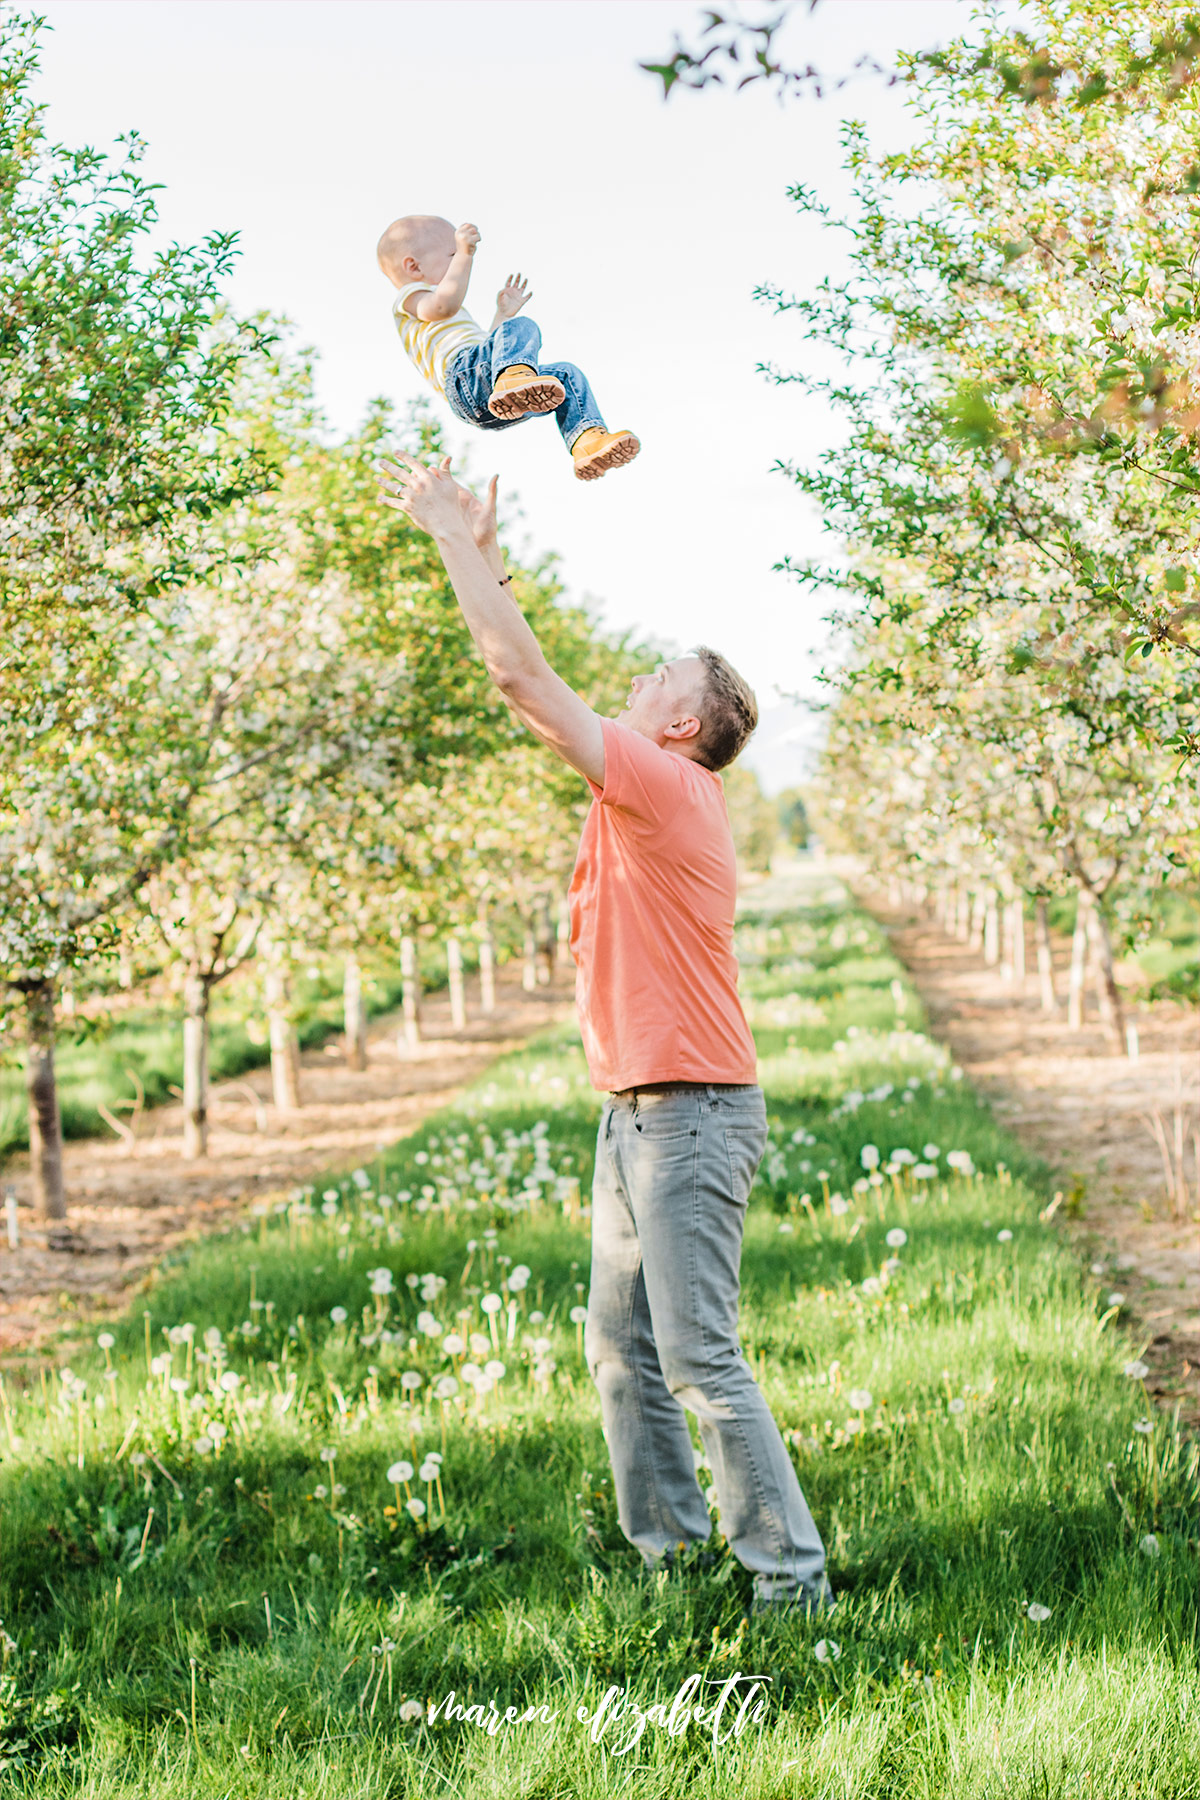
<box><xmin>377</xmin><ymin>453</ymin><xmax>497</xmax><ymax>547</ymax></box>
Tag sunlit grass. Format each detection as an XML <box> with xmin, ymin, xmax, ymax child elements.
<box><xmin>0</xmin><ymin>871</ymin><xmax>1194</xmax><ymax>1796</ymax></box>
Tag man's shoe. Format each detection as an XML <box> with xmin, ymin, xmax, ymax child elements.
<box><xmin>487</xmin><ymin>365</ymin><xmax>566</xmax><ymax>420</ymax></box>
<box><xmin>572</xmin><ymin>427</ymin><xmax>640</xmax><ymax>481</ymax></box>
<box><xmin>750</xmin><ymin>1577</ymin><xmax>836</xmax><ymax>1620</ymax></box>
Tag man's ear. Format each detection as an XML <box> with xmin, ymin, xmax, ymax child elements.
<box><xmin>664</xmin><ymin>714</ymin><xmax>702</xmax><ymax>744</ymax></box>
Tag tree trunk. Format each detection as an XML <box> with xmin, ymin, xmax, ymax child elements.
<box><xmin>983</xmin><ymin>891</ymin><xmax>1000</xmax><ymax>966</ymax></box>
<box><xmin>522</xmin><ymin>921</ymin><xmax>538</xmax><ymax>993</ymax></box>
<box><xmin>1066</xmin><ymin>893</ymin><xmax>1089</xmax><ymax>1031</ymax></box>
<box><xmin>956</xmin><ymin>887</ymin><xmax>971</xmax><ymax>941</ymax></box>
<box><xmin>1009</xmin><ymin>899</ymin><xmax>1026</xmax><ymax>987</ymax></box>
<box><xmin>182</xmin><ymin>968</ymin><xmax>211</xmax><ymax>1159</ymax></box>
<box><xmin>399</xmin><ymin>936</ymin><xmax>421</xmax><ymax>1053</ymax></box>
<box><xmin>1085</xmin><ymin>894</ymin><xmax>1128</xmax><ymax>1054</ymax></box>
<box><xmin>478</xmin><ymin>928</ymin><xmax>496</xmax><ymax>1014</ymax></box>
<box><xmin>25</xmin><ymin>980</ymin><xmax>66</xmax><ymax>1221</ymax></box>
<box><xmin>447</xmin><ymin>937</ymin><xmax>466</xmax><ymax>1030</ymax></box>
<box><xmin>1035</xmin><ymin>900</ymin><xmax>1056</xmax><ymax>1012</ymax></box>
<box><xmin>343</xmin><ymin>954</ymin><xmax>368</xmax><ymax>1071</ymax></box>
<box><xmin>265</xmin><ymin>963</ymin><xmax>302</xmax><ymax>1113</ymax></box>
<box><xmin>969</xmin><ymin>891</ymin><xmax>986</xmax><ymax>950</ymax></box>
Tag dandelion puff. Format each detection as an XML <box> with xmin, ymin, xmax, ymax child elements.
<box><xmin>399</xmin><ymin>1699</ymin><xmax>425</xmax><ymax>1723</ymax></box>
<box><xmin>860</xmin><ymin>1146</ymin><xmax>880</xmax><ymax>1171</ymax></box>
<box><xmin>194</xmin><ymin>1436</ymin><xmax>214</xmax><ymax>1456</ymax></box>
<box><xmin>923</xmin><ymin>1144</ymin><xmax>940</xmax><ymax>1159</ymax></box>
<box><xmin>1123</xmin><ymin>1361</ymin><xmax>1149</xmax><ymax>1380</ymax></box>
<box><xmin>330</xmin><ymin>1307</ymin><xmax>348</xmax><ymax>1325</ymax></box>
<box><xmin>405</xmin><ymin>1497</ymin><xmax>426</xmax><ymax>1520</ymax></box>
<box><xmin>997</xmin><ymin>1229</ymin><xmax>1013</xmax><ymax>1243</ymax></box>
<box><xmin>508</xmin><ymin>1265</ymin><xmax>531</xmax><ymax>1291</ymax></box>
<box><xmin>813</xmin><ymin>1640</ymin><xmax>841</xmax><ymax>1662</ymax></box>
<box><xmin>426</xmin><ymin>1451</ymin><xmax>443</xmax><ymax>1465</ymax></box>
<box><xmin>480</xmin><ymin>1294</ymin><xmax>502</xmax><ymax>1315</ymax></box>
<box><xmin>885</xmin><ymin>1229</ymin><xmax>907</xmax><ymax>1249</ymax></box>
<box><xmin>1133</xmin><ymin>1418</ymin><xmax>1154</xmax><ymax>1435</ymax></box>
<box><xmin>569</xmin><ymin>1306</ymin><xmax>588</xmax><ymax>1324</ymax></box>
<box><xmin>97</xmin><ymin>1332</ymin><xmax>115</xmax><ymax>1350</ymax></box>
<box><xmin>847</xmin><ymin>1389</ymin><xmax>873</xmax><ymax>1411</ymax></box>
<box><xmin>484</xmin><ymin>1359</ymin><xmax>506</xmax><ymax>1379</ymax></box>
<box><xmin>1106</xmin><ymin>1293</ymin><xmax>1125</xmax><ymax>1309</ymax></box>
<box><xmin>387</xmin><ymin>1461</ymin><xmax>413</xmax><ymax>1484</ymax></box>
<box><xmin>319</xmin><ymin>1447</ymin><xmax>337</xmax><ymax>1463</ymax></box>
<box><xmin>829</xmin><ymin>1196</ymin><xmax>849</xmax><ymax>1217</ymax></box>
<box><xmin>1026</xmin><ymin>1603</ymin><xmax>1051</xmax><ymax>1623</ymax></box>
<box><xmin>1139</xmin><ymin>1534</ymin><xmax>1160</xmax><ymax>1558</ymax></box>
<box><xmin>948</xmin><ymin>1398</ymin><xmax>966</xmax><ymax>1415</ymax></box>
<box><xmin>418</xmin><ymin>1461</ymin><xmax>440</xmax><ymax>1482</ymax></box>
<box><xmin>400</xmin><ymin>1371</ymin><xmax>423</xmax><ymax>1392</ymax></box>
<box><xmin>435</xmin><ymin>1377</ymin><xmax>459</xmax><ymax>1400</ymax></box>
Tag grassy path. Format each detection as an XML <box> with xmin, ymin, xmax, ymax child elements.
<box><xmin>0</xmin><ymin>868</ymin><xmax>1194</xmax><ymax>1797</ymax></box>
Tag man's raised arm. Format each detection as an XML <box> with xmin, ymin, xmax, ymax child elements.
<box><xmin>377</xmin><ymin>454</ymin><xmax>605</xmax><ymax>786</ymax></box>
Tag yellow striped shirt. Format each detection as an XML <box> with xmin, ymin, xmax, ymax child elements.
<box><xmin>393</xmin><ymin>282</ymin><xmax>486</xmax><ymax>397</ymax></box>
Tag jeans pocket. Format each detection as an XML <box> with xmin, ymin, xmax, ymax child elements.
<box><xmin>632</xmin><ymin>1095</ymin><xmax>698</xmax><ymax>1141</ymax></box>
<box><xmin>724</xmin><ymin>1124</ymin><xmax>766</xmax><ymax>1207</ymax></box>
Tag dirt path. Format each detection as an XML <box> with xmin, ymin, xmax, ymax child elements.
<box><xmin>0</xmin><ymin>965</ymin><xmax>575</xmax><ymax>1354</ymax></box>
<box><xmin>855</xmin><ymin>882</ymin><xmax>1200</xmax><ymax>1422</ymax></box>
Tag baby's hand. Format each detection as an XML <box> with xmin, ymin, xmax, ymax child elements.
<box><xmin>455</xmin><ymin>221</ymin><xmax>481</xmax><ymax>255</ymax></box>
<box><xmin>495</xmin><ymin>273</ymin><xmax>532</xmax><ymax>319</ymax></box>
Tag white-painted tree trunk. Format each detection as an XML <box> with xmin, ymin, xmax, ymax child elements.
<box><xmin>1066</xmin><ymin>894</ymin><xmax>1090</xmax><ymax>1031</ymax></box>
<box><xmin>1035</xmin><ymin>899</ymin><xmax>1056</xmax><ymax>1013</ymax></box>
<box><xmin>983</xmin><ymin>891</ymin><xmax>1000</xmax><ymax>966</ymax></box>
<box><xmin>399</xmin><ymin>936</ymin><xmax>421</xmax><ymax>1053</ymax></box>
<box><xmin>447</xmin><ymin>937</ymin><xmax>466</xmax><ymax>1030</ymax></box>
<box><xmin>182</xmin><ymin>969</ymin><xmax>211</xmax><ymax>1159</ymax></box>
<box><xmin>25</xmin><ymin>981</ymin><xmax>66</xmax><ymax>1220</ymax></box>
<box><xmin>478</xmin><ymin>931</ymin><xmax>496</xmax><ymax>1013</ymax></box>
<box><xmin>1009</xmin><ymin>899</ymin><xmax>1026</xmax><ymax>986</ymax></box>
<box><xmin>265</xmin><ymin>963</ymin><xmax>302</xmax><ymax>1113</ymax></box>
<box><xmin>343</xmin><ymin>954</ymin><xmax>368</xmax><ymax>1071</ymax></box>
<box><xmin>522</xmin><ymin>922</ymin><xmax>538</xmax><ymax>993</ymax></box>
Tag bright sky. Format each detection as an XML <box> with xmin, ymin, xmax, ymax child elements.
<box><xmin>35</xmin><ymin>0</ymin><xmax>963</xmax><ymax>787</ymax></box>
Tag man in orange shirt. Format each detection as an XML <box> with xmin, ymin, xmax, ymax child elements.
<box><xmin>379</xmin><ymin>452</ymin><xmax>832</xmax><ymax>1616</ymax></box>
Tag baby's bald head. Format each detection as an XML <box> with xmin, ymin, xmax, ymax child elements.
<box><xmin>376</xmin><ymin>214</ymin><xmax>456</xmax><ymax>287</ymax></box>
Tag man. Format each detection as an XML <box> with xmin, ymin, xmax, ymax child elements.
<box><xmin>378</xmin><ymin>452</ymin><xmax>831</xmax><ymax>1615</ymax></box>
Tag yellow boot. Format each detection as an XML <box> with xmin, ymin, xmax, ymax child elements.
<box><xmin>572</xmin><ymin>427</ymin><xmax>641</xmax><ymax>481</ymax></box>
<box><xmin>487</xmin><ymin>365</ymin><xmax>567</xmax><ymax>420</ymax></box>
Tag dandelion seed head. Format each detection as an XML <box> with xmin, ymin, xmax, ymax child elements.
<box><xmin>387</xmin><ymin>1460</ymin><xmax>413</xmax><ymax>1484</ymax></box>
<box><xmin>1026</xmin><ymin>1603</ymin><xmax>1051</xmax><ymax>1623</ymax></box>
<box><xmin>885</xmin><ymin>1228</ymin><xmax>907</xmax><ymax>1248</ymax></box>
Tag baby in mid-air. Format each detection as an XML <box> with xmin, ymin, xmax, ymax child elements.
<box><xmin>376</xmin><ymin>214</ymin><xmax>639</xmax><ymax>482</ymax></box>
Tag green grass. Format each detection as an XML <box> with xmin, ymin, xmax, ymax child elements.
<box><xmin>0</xmin><ymin>869</ymin><xmax>1194</xmax><ymax>1797</ymax></box>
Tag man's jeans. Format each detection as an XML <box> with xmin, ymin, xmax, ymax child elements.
<box><xmin>585</xmin><ymin>1083</ymin><xmax>831</xmax><ymax>1608</ymax></box>
<box><xmin>444</xmin><ymin>316</ymin><xmax>606</xmax><ymax>449</ymax></box>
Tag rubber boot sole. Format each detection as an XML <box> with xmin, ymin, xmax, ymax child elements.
<box><xmin>573</xmin><ymin>432</ymin><xmax>641</xmax><ymax>482</ymax></box>
<box><xmin>487</xmin><ymin>375</ymin><xmax>567</xmax><ymax>420</ymax></box>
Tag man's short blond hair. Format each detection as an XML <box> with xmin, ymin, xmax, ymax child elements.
<box><xmin>689</xmin><ymin>646</ymin><xmax>758</xmax><ymax>771</ymax></box>
<box><xmin>376</xmin><ymin>214</ymin><xmax>451</xmax><ymax>283</ymax></box>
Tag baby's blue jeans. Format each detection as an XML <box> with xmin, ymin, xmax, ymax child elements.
<box><xmin>444</xmin><ymin>316</ymin><xmax>606</xmax><ymax>448</ymax></box>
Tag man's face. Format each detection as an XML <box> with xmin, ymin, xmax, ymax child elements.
<box><xmin>620</xmin><ymin>655</ymin><xmax>705</xmax><ymax>748</ymax></box>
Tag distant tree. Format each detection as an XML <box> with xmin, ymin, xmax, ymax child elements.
<box><xmin>776</xmin><ymin>787</ymin><xmax>810</xmax><ymax>849</ymax></box>
<box><xmin>722</xmin><ymin>764</ymin><xmax>779</xmax><ymax>873</ymax></box>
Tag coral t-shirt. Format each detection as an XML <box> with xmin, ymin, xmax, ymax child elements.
<box><xmin>568</xmin><ymin>717</ymin><xmax>758</xmax><ymax>1092</ymax></box>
